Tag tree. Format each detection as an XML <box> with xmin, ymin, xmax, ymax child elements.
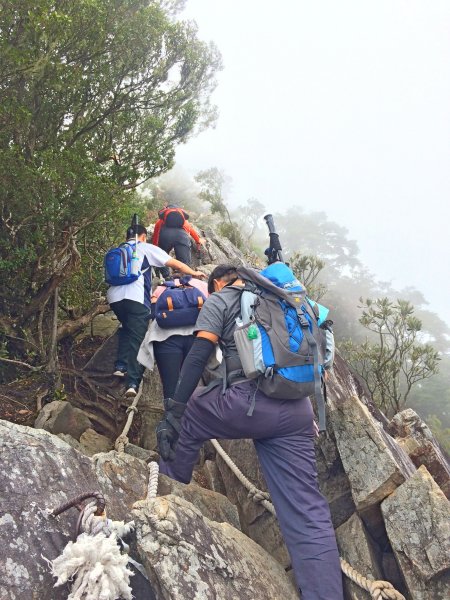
<box><xmin>195</xmin><ymin>167</ymin><xmax>233</xmax><ymax>222</ymax></box>
<box><xmin>341</xmin><ymin>298</ymin><xmax>440</xmax><ymax>416</ymax></box>
<box><xmin>0</xmin><ymin>0</ymin><xmax>221</xmax><ymax>373</ymax></box>
<box><xmin>195</xmin><ymin>167</ymin><xmax>243</xmax><ymax>248</ymax></box>
<box><xmin>289</xmin><ymin>253</ymin><xmax>327</xmax><ymax>301</ymax></box>
<box><xmin>237</xmin><ymin>198</ymin><xmax>266</xmax><ymax>241</ymax></box>
<box><xmin>141</xmin><ymin>165</ymin><xmax>205</xmax><ymax>218</ymax></box>
<box><xmin>273</xmin><ymin>207</ymin><xmax>361</xmax><ymax>275</ymax></box>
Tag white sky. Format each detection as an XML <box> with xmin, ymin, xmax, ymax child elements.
<box><xmin>175</xmin><ymin>0</ymin><xmax>450</xmax><ymax>325</ymax></box>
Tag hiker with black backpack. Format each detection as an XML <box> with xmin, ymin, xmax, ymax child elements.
<box><xmin>155</xmin><ymin>260</ymin><xmax>343</xmax><ymax>598</ymax></box>
<box><xmin>152</xmin><ymin>204</ymin><xmax>204</xmax><ymax>277</ymax></box>
<box><xmin>105</xmin><ymin>223</ymin><xmax>205</xmax><ymax>398</ymax></box>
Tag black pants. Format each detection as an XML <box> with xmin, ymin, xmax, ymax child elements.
<box><xmin>153</xmin><ymin>334</ymin><xmax>195</xmax><ymax>398</ymax></box>
<box><xmin>110</xmin><ymin>299</ymin><xmax>150</xmax><ymax>387</ymax></box>
<box><xmin>158</xmin><ymin>227</ymin><xmax>191</xmax><ymax>278</ymax></box>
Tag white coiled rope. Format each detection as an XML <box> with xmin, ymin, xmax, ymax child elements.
<box><xmin>49</xmin><ymin>502</ymin><xmax>135</xmax><ymax>600</ymax></box>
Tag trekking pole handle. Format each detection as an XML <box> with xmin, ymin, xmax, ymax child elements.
<box><xmin>264</xmin><ymin>214</ymin><xmax>276</xmax><ymax>234</ymax></box>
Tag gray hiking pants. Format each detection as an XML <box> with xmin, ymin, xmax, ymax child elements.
<box><xmin>159</xmin><ymin>381</ymin><xmax>344</xmax><ymax>600</ymax></box>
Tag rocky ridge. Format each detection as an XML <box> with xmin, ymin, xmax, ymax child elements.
<box><xmin>0</xmin><ymin>231</ymin><xmax>449</xmax><ymax>600</ymax></box>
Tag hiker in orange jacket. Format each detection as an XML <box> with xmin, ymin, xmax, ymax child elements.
<box><xmin>152</xmin><ymin>205</ymin><xmax>204</xmax><ymax>276</ymax></box>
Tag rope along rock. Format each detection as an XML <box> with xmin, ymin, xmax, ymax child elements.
<box><xmin>115</xmin><ymin>382</ymin><xmax>143</xmax><ymax>453</ymax></box>
<box><xmin>211</xmin><ymin>439</ymin><xmax>406</xmax><ymax>600</ymax></box>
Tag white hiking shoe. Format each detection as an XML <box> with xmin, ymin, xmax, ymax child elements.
<box><xmin>125</xmin><ymin>386</ymin><xmax>138</xmax><ymax>398</ymax></box>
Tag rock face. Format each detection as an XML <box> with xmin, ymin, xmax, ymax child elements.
<box><xmin>389</xmin><ymin>408</ymin><xmax>450</xmax><ymax>499</ymax></box>
<box><xmin>381</xmin><ymin>465</ymin><xmax>450</xmax><ymax>600</ymax></box>
<box><xmin>328</xmin><ymin>392</ymin><xmax>415</xmax><ymax>512</ymax></box>
<box><xmin>214</xmin><ymin>439</ymin><xmax>291</xmax><ymax>569</ymax></box>
<box><xmin>2</xmin><ymin>223</ymin><xmax>449</xmax><ymax>600</ymax></box>
<box><xmin>315</xmin><ymin>429</ymin><xmax>356</xmax><ymax>528</ymax></box>
<box><xmin>158</xmin><ymin>474</ymin><xmax>241</xmax><ymax>531</ymax></box>
<box><xmin>0</xmin><ymin>420</ymin><xmax>150</xmax><ymax>600</ymax></box>
<box><xmin>132</xmin><ymin>495</ymin><xmax>298</xmax><ymax>600</ymax></box>
<box><xmin>336</xmin><ymin>513</ymin><xmax>384</xmax><ymax>600</ymax></box>
<box><xmin>0</xmin><ymin>419</ymin><xmax>300</xmax><ymax>600</ymax></box>
<box><xmin>34</xmin><ymin>399</ymin><xmax>92</xmax><ymax>440</ymax></box>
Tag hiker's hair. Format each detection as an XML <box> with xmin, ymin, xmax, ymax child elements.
<box><xmin>208</xmin><ymin>264</ymin><xmax>238</xmax><ymax>295</ymax></box>
<box><xmin>126</xmin><ymin>224</ymin><xmax>147</xmax><ymax>239</ymax></box>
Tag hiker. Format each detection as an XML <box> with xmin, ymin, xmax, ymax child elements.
<box><xmin>156</xmin><ymin>264</ymin><xmax>343</xmax><ymax>600</ymax></box>
<box><xmin>106</xmin><ymin>224</ymin><xmax>205</xmax><ymax>398</ymax></box>
<box><xmin>152</xmin><ymin>204</ymin><xmax>204</xmax><ymax>277</ymax></box>
<box><xmin>137</xmin><ymin>274</ymin><xmax>213</xmax><ymax>400</ymax></box>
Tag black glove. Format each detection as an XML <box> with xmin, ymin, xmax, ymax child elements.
<box><xmin>156</xmin><ymin>398</ymin><xmax>186</xmax><ymax>462</ymax></box>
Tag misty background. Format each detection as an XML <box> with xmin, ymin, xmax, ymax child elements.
<box><xmin>174</xmin><ymin>0</ymin><xmax>450</xmax><ymax>326</ymax></box>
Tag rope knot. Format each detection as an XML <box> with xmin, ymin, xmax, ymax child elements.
<box><xmin>247</xmin><ymin>486</ymin><xmax>271</xmax><ymax>504</ymax></box>
<box><xmin>368</xmin><ymin>579</ymin><xmax>406</xmax><ymax>600</ymax></box>
<box><xmin>115</xmin><ymin>435</ymin><xmax>129</xmax><ymax>452</ymax></box>
<box><xmin>126</xmin><ymin>405</ymin><xmax>139</xmax><ymax>415</ymax></box>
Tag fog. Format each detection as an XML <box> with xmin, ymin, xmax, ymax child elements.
<box><xmin>174</xmin><ymin>0</ymin><xmax>450</xmax><ymax>325</ymax></box>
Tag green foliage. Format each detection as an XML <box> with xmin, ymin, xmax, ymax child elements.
<box><xmin>341</xmin><ymin>298</ymin><xmax>440</xmax><ymax>416</ymax></box>
<box><xmin>0</xmin><ymin>0</ymin><xmax>221</xmax><ymax>368</ymax></box>
<box><xmin>140</xmin><ymin>165</ymin><xmax>205</xmax><ymax>227</ymax></box>
<box><xmin>195</xmin><ymin>167</ymin><xmax>232</xmax><ymax>220</ymax></box>
<box><xmin>195</xmin><ymin>167</ymin><xmax>244</xmax><ymax>248</ymax></box>
<box><xmin>218</xmin><ymin>221</ymin><xmax>244</xmax><ymax>250</ymax></box>
<box><xmin>289</xmin><ymin>252</ymin><xmax>326</xmax><ymax>301</ymax></box>
<box><xmin>52</xmin><ymin>384</ymin><xmax>67</xmax><ymax>402</ymax></box>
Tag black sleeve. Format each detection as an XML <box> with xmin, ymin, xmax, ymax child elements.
<box><xmin>172</xmin><ymin>337</ymin><xmax>215</xmax><ymax>404</ymax></box>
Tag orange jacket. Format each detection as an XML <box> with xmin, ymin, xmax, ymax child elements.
<box><xmin>152</xmin><ymin>208</ymin><xmax>201</xmax><ymax>246</ymax></box>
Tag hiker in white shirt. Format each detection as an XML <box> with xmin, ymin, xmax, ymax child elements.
<box><xmin>106</xmin><ymin>224</ymin><xmax>205</xmax><ymax>397</ymax></box>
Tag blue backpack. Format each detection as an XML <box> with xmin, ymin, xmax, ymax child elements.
<box><xmin>234</xmin><ymin>263</ymin><xmax>332</xmax><ymax>431</ymax></box>
<box><xmin>155</xmin><ymin>278</ymin><xmax>207</xmax><ymax>329</ymax></box>
<box><xmin>104</xmin><ymin>242</ymin><xmax>141</xmax><ymax>286</ymax></box>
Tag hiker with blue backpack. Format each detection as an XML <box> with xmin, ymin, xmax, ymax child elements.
<box><xmin>105</xmin><ymin>222</ymin><xmax>206</xmax><ymax>398</ymax></box>
<box><xmin>155</xmin><ymin>257</ymin><xmax>343</xmax><ymax>598</ymax></box>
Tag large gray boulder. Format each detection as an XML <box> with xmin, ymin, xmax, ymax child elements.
<box><xmin>158</xmin><ymin>474</ymin><xmax>241</xmax><ymax>531</ymax></box>
<box><xmin>328</xmin><ymin>392</ymin><xmax>415</xmax><ymax>512</ymax></box>
<box><xmin>132</xmin><ymin>494</ymin><xmax>299</xmax><ymax>600</ymax></box>
<box><xmin>381</xmin><ymin>465</ymin><xmax>450</xmax><ymax>599</ymax></box>
<box><xmin>34</xmin><ymin>399</ymin><xmax>92</xmax><ymax>440</ymax></box>
<box><xmin>1</xmin><ymin>419</ymin><xmax>302</xmax><ymax>600</ymax></box>
<box><xmin>0</xmin><ymin>420</ymin><xmax>150</xmax><ymax>600</ymax></box>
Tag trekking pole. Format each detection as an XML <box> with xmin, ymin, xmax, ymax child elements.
<box><xmin>130</xmin><ymin>213</ymin><xmax>140</xmax><ymax>275</ymax></box>
<box><xmin>263</xmin><ymin>214</ymin><xmax>284</xmax><ymax>264</ymax></box>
